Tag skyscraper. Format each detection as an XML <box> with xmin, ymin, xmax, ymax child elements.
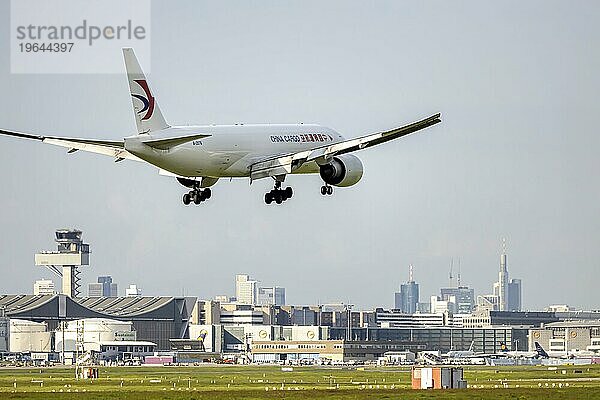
<box><xmin>479</xmin><ymin>240</ymin><xmax>522</xmax><ymax>312</ymax></box>
<box><xmin>440</xmin><ymin>286</ymin><xmax>475</xmax><ymax>314</ymax></box>
<box><xmin>235</xmin><ymin>274</ymin><xmax>258</xmax><ymax>305</ymax></box>
<box><xmin>394</xmin><ymin>265</ymin><xmax>419</xmax><ymax>314</ymax></box>
<box><xmin>98</xmin><ymin>276</ymin><xmax>118</xmax><ymax>297</ymax></box>
<box><xmin>498</xmin><ymin>244</ymin><xmax>509</xmax><ymax>311</ymax></box>
<box><xmin>508</xmin><ymin>278</ymin><xmax>522</xmax><ymax>311</ymax></box>
<box><xmin>88</xmin><ymin>283</ymin><xmax>103</xmax><ymax>297</ymax></box>
<box><xmin>89</xmin><ymin>276</ymin><xmax>118</xmax><ymax>297</ymax></box>
<box><xmin>440</xmin><ymin>258</ymin><xmax>475</xmax><ymax>314</ymax></box>
<box><xmin>258</xmin><ymin>286</ymin><xmax>286</xmax><ymax>306</ymax></box>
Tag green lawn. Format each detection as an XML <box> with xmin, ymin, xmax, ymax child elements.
<box><xmin>0</xmin><ymin>364</ymin><xmax>599</xmax><ymax>399</ymax></box>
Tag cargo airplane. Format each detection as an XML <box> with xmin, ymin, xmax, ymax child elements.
<box><xmin>0</xmin><ymin>48</ymin><xmax>441</xmax><ymax>206</ymax></box>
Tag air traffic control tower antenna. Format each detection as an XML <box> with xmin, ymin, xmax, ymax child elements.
<box><xmin>34</xmin><ymin>229</ymin><xmax>90</xmax><ymax>298</ymax></box>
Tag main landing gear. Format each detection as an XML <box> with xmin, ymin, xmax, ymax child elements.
<box><xmin>320</xmin><ymin>184</ymin><xmax>333</xmax><ymax>196</ymax></box>
<box><xmin>265</xmin><ymin>181</ymin><xmax>293</xmax><ymax>205</ymax></box>
<box><xmin>183</xmin><ymin>187</ymin><xmax>211</xmax><ymax>205</ymax></box>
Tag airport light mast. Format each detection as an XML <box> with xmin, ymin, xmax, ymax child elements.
<box><xmin>34</xmin><ymin>229</ymin><xmax>90</xmax><ymax>298</ymax></box>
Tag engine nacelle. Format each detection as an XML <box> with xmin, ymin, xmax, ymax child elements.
<box><xmin>319</xmin><ymin>154</ymin><xmax>364</xmax><ymax>187</ymax></box>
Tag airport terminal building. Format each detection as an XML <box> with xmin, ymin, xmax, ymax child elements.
<box><xmin>529</xmin><ymin>320</ymin><xmax>600</xmax><ymax>354</ymax></box>
<box><xmin>1</xmin><ymin>294</ymin><xmax>598</xmax><ymax>364</ymax></box>
<box><xmin>0</xmin><ymin>294</ymin><xmax>196</xmax><ymax>350</ymax></box>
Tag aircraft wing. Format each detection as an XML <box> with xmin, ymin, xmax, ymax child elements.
<box><xmin>0</xmin><ymin>129</ymin><xmax>141</xmax><ymax>162</ymax></box>
<box><xmin>249</xmin><ymin>113</ymin><xmax>441</xmax><ymax>181</ymax></box>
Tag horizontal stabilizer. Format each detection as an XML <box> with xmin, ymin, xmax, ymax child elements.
<box><xmin>141</xmin><ymin>134</ymin><xmax>211</xmax><ymax>150</ymax></box>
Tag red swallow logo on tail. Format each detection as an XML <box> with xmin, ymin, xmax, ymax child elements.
<box><xmin>131</xmin><ymin>79</ymin><xmax>155</xmax><ymax>120</ymax></box>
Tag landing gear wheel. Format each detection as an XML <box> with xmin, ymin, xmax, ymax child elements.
<box><xmin>326</xmin><ymin>186</ymin><xmax>333</xmax><ymax>195</ymax></box>
<box><xmin>183</xmin><ymin>193</ymin><xmax>191</xmax><ymax>205</ymax></box>
<box><xmin>265</xmin><ymin>192</ymin><xmax>273</xmax><ymax>204</ymax></box>
<box><xmin>194</xmin><ymin>191</ymin><xmax>202</xmax><ymax>204</ymax></box>
<box><xmin>265</xmin><ymin>179</ymin><xmax>293</xmax><ymax>205</ymax></box>
<box><xmin>321</xmin><ymin>186</ymin><xmax>328</xmax><ymax>195</ymax></box>
<box><xmin>204</xmin><ymin>188</ymin><xmax>212</xmax><ymax>199</ymax></box>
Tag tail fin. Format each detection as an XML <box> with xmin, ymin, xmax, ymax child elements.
<box><xmin>534</xmin><ymin>342</ymin><xmax>549</xmax><ymax>358</ymax></box>
<box><xmin>122</xmin><ymin>48</ymin><xmax>169</xmax><ymax>134</ymax></box>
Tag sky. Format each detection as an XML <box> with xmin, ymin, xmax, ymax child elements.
<box><xmin>0</xmin><ymin>1</ymin><xmax>598</xmax><ymax>310</ymax></box>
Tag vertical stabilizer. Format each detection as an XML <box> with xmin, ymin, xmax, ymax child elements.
<box><xmin>534</xmin><ymin>342</ymin><xmax>550</xmax><ymax>358</ymax></box>
<box><xmin>122</xmin><ymin>48</ymin><xmax>169</xmax><ymax>134</ymax></box>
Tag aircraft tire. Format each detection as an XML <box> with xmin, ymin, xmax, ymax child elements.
<box><xmin>183</xmin><ymin>193</ymin><xmax>191</xmax><ymax>205</ymax></box>
<box><xmin>265</xmin><ymin>193</ymin><xmax>273</xmax><ymax>204</ymax></box>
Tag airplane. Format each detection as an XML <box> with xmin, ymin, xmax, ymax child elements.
<box><xmin>444</xmin><ymin>342</ymin><xmax>539</xmax><ymax>361</ymax></box>
<box><xmin>534</xmin><ymin>342</ymin><xmax>597</xmax><ymax>359</ymax></box>
<box><xmin>482</xmin><ymin>342</ymin><xmax>582</xmax><ymax>360</ymax></box>
<box><xmin>490</xmin><ymin>342</ymin><xmax>539</xmax><ymax>359</ymax></box>
<box><xmin>444</xmin><ymin>341</ymin><xmax>477</xmax><ymax>358</ymax></box>
<box><xmin>0</xmin><ymin>48</ymin><xmax>441</xmax><ymax>206</ymax></box>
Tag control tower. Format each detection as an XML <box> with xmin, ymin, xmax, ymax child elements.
<box><xmin>34</xmin><ymin>229</ymin><xmax>90</xmax><ymax>298</ymax></box>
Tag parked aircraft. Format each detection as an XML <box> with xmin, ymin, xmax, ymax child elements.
<box><xmin>535</xmin><ymin>342</ymin><xmax>597</xmax><ymax>359</ymax></box>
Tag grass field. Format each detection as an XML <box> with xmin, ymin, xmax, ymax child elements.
<box><xmin>0</xmin><ymin>364</ymin><xmax>599</xmax><ymax>399</ymax></box>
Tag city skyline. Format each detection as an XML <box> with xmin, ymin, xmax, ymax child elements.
<box><xmin>16</xmin><ymin>247</ymin><xmax>596</xmax><ymax>312</ymax></box>
<box><xmin>5</xmin><ymin>230</ymin><xmax>597</xmax><ymax>310</ymax></box>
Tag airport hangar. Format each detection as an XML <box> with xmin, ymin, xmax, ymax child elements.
<box><xmin>0</xmin><ymin>294</ymin><xmax>196</xmax><ymax>350</ymax></box>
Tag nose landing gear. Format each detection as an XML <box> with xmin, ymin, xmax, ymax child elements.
<box><xmin>320</xmin><ymin>184</ymin><xmax>333</xmax><ymax>196</ymax></box>
<box><xmin>265</xmin><ymin>181</ymin><xmax>293</xmax><ymax>205</ymax></box>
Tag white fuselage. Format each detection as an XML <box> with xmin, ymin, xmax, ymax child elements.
<box><xmin>124</xmin><ymin>124</ymin><xmax>346</xmax><ymax>178</ymax></box>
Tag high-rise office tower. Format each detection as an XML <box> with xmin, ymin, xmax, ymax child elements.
<box><xmin>258</xmin><ymin>286</ymin><xmax>286</xmax><ymax>306</ymax></box>
<box><xmin>98</xmin><ymin>276</ymin><xmax>118</xmax><ymax>297</ymax></box>
<box><xmin>235</xmin><ymin>274</ymin><xmax>258</xmax><ymax>305</ymax></box>
<box><xmin>440</xmin><ymin>286</ymin><xmax>475</xmax><ymax>314</ymax></box>
<box><xmin>88</xmin><ymin>276</ymin><xmax>118</xmax><ymax>297</ymax></box>
<box><xmin>498</xmin><ymin>242</ymin><xmax>509</xmax><ymax>311</ymax></box>
<box><xmin>482</xmin><ymin>239</ymin><xmax>523</xmax><ymax>312</ymax></box>
<box><xmin>508</xmin><ymin>278</ymin><xmax>522</xmax><ymax>312</ymax></box>
<box><xmin>394</xmin><ymin>265</ymin><xmax>419</xmax><ymax>314</ymax></box>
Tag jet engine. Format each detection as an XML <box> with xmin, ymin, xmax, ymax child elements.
<box><xmin>319</xmin><ymin>154</ymin><xmax>364</xmax><ymax>187</ymax></box>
